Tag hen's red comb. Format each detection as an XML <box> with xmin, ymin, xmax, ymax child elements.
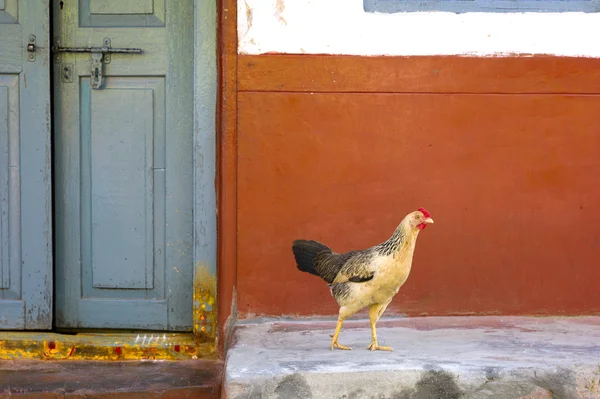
<box><xmin>418</xmin><ymin>207</ymin><xmax>431</xmax><ymax>218</ymax></box>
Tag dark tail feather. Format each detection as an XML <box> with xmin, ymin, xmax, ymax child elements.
<box><xmin>292</xmin><ymin>239</ymin><xmax>331</xmax><ymax>278</ymax></box>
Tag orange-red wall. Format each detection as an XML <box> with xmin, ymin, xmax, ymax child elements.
<box><xmin>224</xmin><ymin>54</ymin><xmax>600</xmax><ymax>320</ymax></box>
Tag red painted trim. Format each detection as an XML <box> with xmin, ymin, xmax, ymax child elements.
<box><xmin>216</xmin><ymin>0</ymin><xmax>238</xmax><ymax>358</ymax></box>
<box><xmin>239</xmin><ymin>55</ymin><xmax>600</xmax><ymax>94</ymax></box>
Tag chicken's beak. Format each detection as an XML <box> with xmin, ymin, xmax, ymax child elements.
<box><xmin>424</xmin><ymin>217</ymin><xmax>434</xmax><ymax>224</ymax></box>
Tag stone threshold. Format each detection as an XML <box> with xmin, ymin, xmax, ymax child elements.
<box><xmin>0</xmin><ymin>332</ymin><xmax>215</xmax><ymax>361</ymax></box>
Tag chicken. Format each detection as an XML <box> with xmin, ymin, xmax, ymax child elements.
<box><xmin>292</xmin><ymin>207</ymin><xmax>434</xmax><ymax>351</ymax></box>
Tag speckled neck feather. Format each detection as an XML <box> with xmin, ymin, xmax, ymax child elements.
<box><xmin>375</xmin><ymin>217</ymin><xmax>417</xmax><ymax>256</ymax></box>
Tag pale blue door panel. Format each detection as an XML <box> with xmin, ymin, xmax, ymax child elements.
<box><xmin>0</xmin><ymin>1</ymin><xmax>53</xmax><ymax>330</ymax></box>
<box><xmin>88</xmin><ymin>86</ymin><xmax>156</xmax><ymax>290</ymax></box>
<box><xmin>54</xmin><ymin>0</ymin><xmax>193</xmax><ymax>330</ymax></box>
<box><xmin>80</xmin><ymin>0</ymin><xmax>164</xmax><ymax>27</ymax></box>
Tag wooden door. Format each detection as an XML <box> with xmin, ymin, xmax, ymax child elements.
<box><xmin>0</xmin><ymin>1</ymin><xmax>52</xmax><ymax>330</ymax></box>
<box><xmin>53</xmin><ymin>0</ymin><xmax>194</xmax><ymax>330</ymax></box>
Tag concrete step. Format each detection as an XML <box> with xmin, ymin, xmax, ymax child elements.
<box><xmin>0</xmin><ymin>359</ymin><xmax>222</xmax><ymax>398</ymax></box>
<box><xmin>224</xmin><ymin>316</ymin><xmax>600</xmax><ymax>399</ymax></box>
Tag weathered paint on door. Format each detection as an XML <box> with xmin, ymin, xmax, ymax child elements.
<box><xmin>0</xmin><ymin>1</ymin><xmax>52</xmax><ymax>329</ymax></box>
<box><xmin>53</xmin><ymin>0</ymin><xmax>194</xmax><ymax>330</ymax></box>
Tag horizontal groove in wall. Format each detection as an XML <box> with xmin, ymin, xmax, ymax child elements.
<box><xmin>237</xmin><ymin>91</ymin><xmax>600</xmax><ymax>96</ymax></box>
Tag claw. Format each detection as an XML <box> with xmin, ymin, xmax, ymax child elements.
<box><xmin>330</xmin><ymin>341</ymin><xmax>352</xmax><ymax>351</ymax></box>
<box><xmin>367</xmin><ymin>341</ymin><xmax>393</xmax><ymax>351</ymax></box>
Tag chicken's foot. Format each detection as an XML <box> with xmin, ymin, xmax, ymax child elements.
<box><xmin>330</xmin><ymin>317</ymin><xmax>352</xmax><ymax>351</ymax></box>
<box><xmin>367</xmin><ymin>303</ymin><xmax>393</xmax><ymax>351</ymax></box>
<box><xmin>367</xmin><ymin>340</ymin><xmax>393</xmax><ymax>351</ymax></box>
<box><xmin>332</xmin><ymin>341</ymin><xmax>352</xmax><ymax>350</ymax></box>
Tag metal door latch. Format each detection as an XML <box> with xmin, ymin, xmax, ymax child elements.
<box><xmin>27</xmin><ymin>35</ymin><xmax>36</xmax><ymax>62</ymax></box>
<box><xmin>52</xmin><ymin>38</ymin><xmax>142</xmax><ymax>89</ymax></box>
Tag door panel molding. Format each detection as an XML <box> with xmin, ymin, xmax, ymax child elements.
<box><xmin>0</xmin><ymin>0</ymin><xmax>17</xmax><ymax>24</ymax></box>
<box><xmin>0</xmin><ymin>79</ymin><xmax>20</xmax><ymax>297</ymax></box>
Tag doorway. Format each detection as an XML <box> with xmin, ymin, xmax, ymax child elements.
<box><xmin>0</xmin><ymin>0</ymin><xmax>212</xmax><ymax>334</ymax></box>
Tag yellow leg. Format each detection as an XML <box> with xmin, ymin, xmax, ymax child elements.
<box><xmin>330</xmin><ymin>317</ymin><xmax>352</xmax><ymax>351</ymax></box>
<box><xmin>367</xmin><ymin>303</ymin><xmax>393</xmax><ymax>351</ymax></box>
